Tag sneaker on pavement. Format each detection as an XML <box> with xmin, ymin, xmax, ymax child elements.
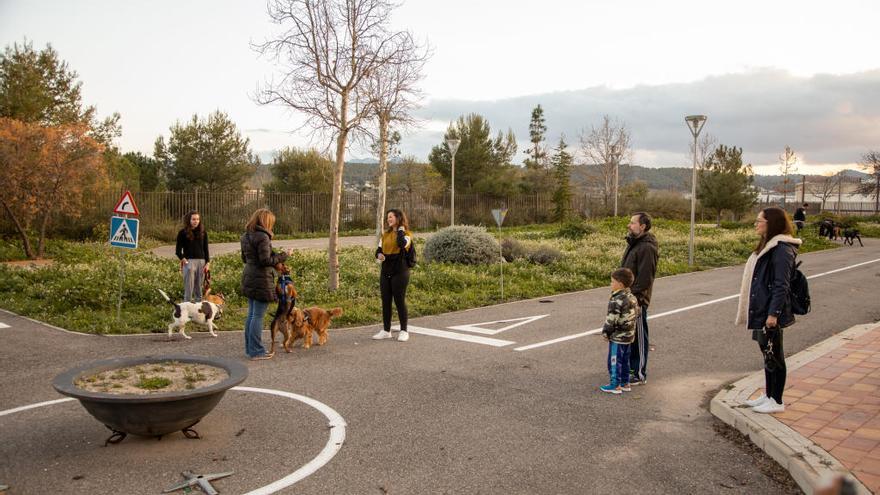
<box><xmin>752</xmin><ymin>399</ymin><xmax>785</xmax><ymax>414</ymax></box>
<box><xmin>619</xmin><ymin>384</ymin><xmax>632</xmax><ymax>392</ymax></box>
<box><xmin>744</xmin><ymin>393</ymin><xmax>770</xmax><ymax>408</ymax></box>
<box><xmin>397</xmin><ymin>331</ymin><xmax>410</xmax><ymax>342</ymax></box>
<box><xmin>600</xmin><ymin>384</ymin><xmax>622</xmax><ymax>394</ymax></box>
<box><xmin>372</xmin><ymin>330</ymin><xmax>393</xmax><ymax>340</ymax></box>
<box><xmin>629</xmin><ymin>378</ymin><xmax>647</xmax><ymax>386</ymax></box>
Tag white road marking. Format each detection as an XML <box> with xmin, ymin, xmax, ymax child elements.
<box><xmin>0</xmin><ymin>388</ymin><xmax>346</xmax><ymax>494</ymax></box>
<box><xmin>448</xmin><ymin>314</ymin><xmax>549</xmax><ymax>335</ymax></box>
<box><xmin>0</xmin><ymin>322</ymin><xmax>10</xmax><ymax>329</ymax></box>
<box><xmin>514</xmin><ymin>257</ymin><xmax>880</xmax><ymax>352</ymax></box>
<box><xmin>398</xmin><ymin>325</ymin><xmax>516</xmax><ymax>347</ymax></box>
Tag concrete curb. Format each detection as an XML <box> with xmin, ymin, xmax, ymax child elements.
<box><xmin>710</xmin><ymin>322</ymin><xmax>878</xmax><ymax>495</ymax></box>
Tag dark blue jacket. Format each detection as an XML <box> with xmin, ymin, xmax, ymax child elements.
<box><xmin>748</xmin><ymin>241</ymin><xmax>798</xmax><ymax>330</ymax></box>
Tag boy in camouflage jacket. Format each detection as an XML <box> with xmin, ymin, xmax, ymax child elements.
<box><xmin>600</xmin><ymin>268</ymin><xmax>639</xmax><ymax>394</ymax></box>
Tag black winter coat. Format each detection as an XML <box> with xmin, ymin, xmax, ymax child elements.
<box><xmin>747</xmin><ymin>242</ymin><xmax>798</xmax><ymax>330</ymax></box>
<box><xmin>621</xmin><ymin>232</ymin><xmax>659</xmax><ymax>308</ymax></box>
<box><xmin>240</xmin><ymin>227</ymin><xmax>288</xmax><ymax>302</ymax></box>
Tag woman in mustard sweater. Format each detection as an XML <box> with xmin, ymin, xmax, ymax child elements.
<box><xmin>372</xmin><ymin>209</ymin><xmax>414</xmax><ymax>342</ymax></box>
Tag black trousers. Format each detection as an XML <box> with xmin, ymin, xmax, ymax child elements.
<box><xmin>380</xmin><ymin>268</ymin><xmax>409</xmax><ymax>332</ymax></box>
<box><xmin>754</xmin><ymin>328</ymin><xmax>787</xmax><ymax>403</ymax></box>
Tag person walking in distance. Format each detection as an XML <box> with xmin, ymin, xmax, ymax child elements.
<box><xmin>621</xmin><ymin>212</ymin><xmax>659</xmax><ymax>385</ymax></box>
<box><xmin>793</xmin><ymin>203</ymin><xmax>808</xmax><ymax>235</ymax></box>
<box><xmin>175</xmin><ymin>210</ymin><xmax>210</xmax><ymax>302</ymax></box>
<box><xmin>735</xmin><ymin>206</ymin><xmax>800</xmax><ymax>413</ymax></box>
<box><xmin>372</xmin><ymin>209</ymin><xmax>414</xmax><ymax>342</ymax></box>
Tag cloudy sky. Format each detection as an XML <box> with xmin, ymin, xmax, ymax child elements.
<box><xmin>2</xmin><ymin>0</ymin><xmax>878</xmax><ymax>174</ymax></box>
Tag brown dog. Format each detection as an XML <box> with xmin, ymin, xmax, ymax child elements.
<box><xmin>202</xmin><ymin>288</ymin><xmax>226</xmax><ymax>309</ymax></box>
<box><xmin>269</xmin><ymin>262</ymin><xmax>299</xmax><ymax>355</ymax></box>
<box><xmin>286</xmin><ymin>307</ymin><xmax>343</xmax><ymax>349</ymax></box>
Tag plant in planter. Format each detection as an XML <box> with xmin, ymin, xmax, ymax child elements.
<box><xmin>53</xmin><ymin>355</ymin><xmax>248</xmax><ymax>444</ymax></box>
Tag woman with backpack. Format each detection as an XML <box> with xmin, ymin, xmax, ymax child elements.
<box><xmin>372</xmin><ymin>208</ymin><xmax>414</xmax><ymax>342</ymax></box>
<box><xmin>735</xmin><ymin>206</ymin><xmax>801</xmax><ymax>413</ymax></box>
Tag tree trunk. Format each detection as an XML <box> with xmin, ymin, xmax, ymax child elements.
<box><xmin>716</xmin><ymin>210</ymin><xmax>722</xmax><ymax>227</ymax></box>
<box><xmin>37</xmin><ymin>208</ymin><xmax>52</xmax><ymax>258</ymax></box>
<box><xmin>375</xmin><ymin>115</ymin><xmax>389</xmax><ymax>240</ymax></box>
<box><xmin>2</xmin><ymin>200</ymin><xmax>35</xmax><ymax>259</ymax></box>
<box><xmin>875</xmin><ymin>176</ymin><xmax>879</xmax><ymax>214</ymax></box>
<box><xmin>328</xmin><ymin>94</ymin><xmax>349</xmax><ymax>291</ymax></box>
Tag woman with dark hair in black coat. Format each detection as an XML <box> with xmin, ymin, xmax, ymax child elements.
<box><xmin>735</xmin><ymin>206</ymin><xmax>801</xmax><ymax>413</ymax></box>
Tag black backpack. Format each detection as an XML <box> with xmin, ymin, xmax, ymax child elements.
<box><xmin>405</xmin><ymin>241</ymin><xmax>417</xmax><ymax>268</ymax></box>
<box><xmin>790</xmin><ymin>260</ymin><xmax>811</xmax><ymax>315</ymax></box>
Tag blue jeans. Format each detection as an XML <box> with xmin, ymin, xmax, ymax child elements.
<box><xmin>244</xmin><ymin>298</ymin><xmax>270</xmax><ymax>357</ymax></box>
<box><xmin>607</xmin><ymin>342</ymin><xmax>632</xmax><ymax>387</ymax></box>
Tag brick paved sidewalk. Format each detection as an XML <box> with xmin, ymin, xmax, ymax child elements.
<box><xmin>773</xmin><ymin>324</ymin><xmax>880</xmax><ymax>492</ymax></box>
<box><xmin>712</xmin><ymin>322</ymin><xmax>880</xmax><ymax>494</ymax></box>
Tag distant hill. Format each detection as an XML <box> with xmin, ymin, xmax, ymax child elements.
<box><xmin>249</xmin><ymin>160</ymin><xmax>869</xmax><ymax>193</ymax></box>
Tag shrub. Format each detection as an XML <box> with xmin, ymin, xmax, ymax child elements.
<box><xmin>501</xmin><ymin>238</ymin><xmax>527</xmax><ymax>262</ymax></box>
<box><xmin>423</xmin><ymin>225</ymin><xmax>500</xmax><ymax>265</ymax></box>
<box><xmin>526</xmin><ymin>244</ymin><xmax>563</xmax><ymax>265</ymax></box>
<box><xmin>557</xmin><ymin>220</ymin><xmax>596</xmax><ymax>240</ymax></box>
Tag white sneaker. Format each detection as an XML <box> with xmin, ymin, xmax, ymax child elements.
<box><xmin>397</xmin><ymin>331</ymin><xmax>410</xmax><ymax>342</ymax></box>
<box><xmin>744</xmin><ymin>393</ymin><xmax>770</xmax><ymax>408</ymax></box>
<box><xmin>372</xmin><ymin>330</ymin><xmax>393</xmax><ymax>340</ymax></box>
<box><xmin>753</xmin><ymin>399</ymin><xmax>785</xmax><ymax>414</ymax></box>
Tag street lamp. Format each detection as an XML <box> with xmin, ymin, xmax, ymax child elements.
<box><xmin>610</xmin><ymin>143</ymin><xmax>622</xmax><ymax>217</ymax></box>
<box><xmin>685</xmin><ymin>114</ymin><xmax>707</xmax><ymax>267</ymax></box>
<box><xmin>446</xmin><ymin>137</ymin><xmax>461</xmax><ymax>226</ymax></box>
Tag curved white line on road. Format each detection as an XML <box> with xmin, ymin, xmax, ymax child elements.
<box><xmin>234</xmin><ymin>386</ymin><xmax>347</xmax><ymax>494</ymax></box>
<box><xmin>0</xmin><ymin>388</ymin><xmax>347</xmax><ymax>494</ymax></box>
<box><xmin>514</xmin><ymin>257</ymin><xmax>880</xmax><ymax>352</ymax></box>
<box><xmin>0</xmin><ymin>397</ymin><xmax>76</xmax><ymax>417</ymax></box>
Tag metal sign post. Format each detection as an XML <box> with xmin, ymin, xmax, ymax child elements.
<box><xmin>492</xmin><ymin>208</ymin><xmax>508</xmax><ymax>301</ymax></box>
<box><xmin>110</xmin><ymin>191</ymin><xmax>140</xmax><ymax>323</ymax></box>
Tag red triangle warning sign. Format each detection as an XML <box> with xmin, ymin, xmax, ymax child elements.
<box><xmin>113</xmin><ymin>190</ymin><xmax>140</xmax><ymax>216</ymax></box>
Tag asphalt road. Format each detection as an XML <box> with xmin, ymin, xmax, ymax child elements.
<box><xmin>1</xmin><ymin>240</ymin><xmax>878</xmax><ymax>494</ymax></box>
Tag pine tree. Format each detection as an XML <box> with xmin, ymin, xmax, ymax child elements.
<box><xmin>524</xmin><ymin>104</ymin><xmax>547</xmax><ymax>170</ymax></box>
<box><xmin>697</xmin><ymin>145</ymin><xmax>759</xmax><ymax>225</ymax></box>
<box><xmin>551</xmin><ymin>136</ymin><xmax>573</xmax><ymax>222</ymax></box>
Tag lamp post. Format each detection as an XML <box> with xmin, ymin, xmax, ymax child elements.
<box><xmin>446</xmin><ymin>137</ymin><xmax>461</xmax><ymax>226</ymax></box>
<box><xmin>610</xmin><ymin>143</ymin><xmax>622</xmax><ymax>217</ymax></box>
<box><xmin>685</xmin><ymin>114</ymin><xmax>707</xmax><ymax>267</ymax></box>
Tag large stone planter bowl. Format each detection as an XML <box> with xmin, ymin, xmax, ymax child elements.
<box><xmin>52</xmin><ymin>355</ymin><xmax>248</xmax><ymax>439</ymax></box>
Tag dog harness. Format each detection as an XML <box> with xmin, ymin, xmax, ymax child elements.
<box><xmin>278</xmin><ymin>274</ymin><xmax>296</xmax><ymax>307</ymax></box>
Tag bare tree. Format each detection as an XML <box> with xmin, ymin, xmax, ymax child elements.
<box><xmin>578</xmin><ymin>115</ymin><xmax>631</xmax><ymax>211</ymax></box>
<box><xmin>856</xmin><ymin>150</ymin><xmax>880</xmax><ymax>214</ymax></box>
<box><xmin>806</xmin><ymin>172</ymin><xmax>842</xmax><ymax>211</ymax></box>
<box><xmin>690</xmin><ymin>132</ymin><xmax>718</xmax><ymax>169</ymax></box>
<box><xmin>778</xmin><ymin>145</ymin><xmax>798</xmax><ymax>207</ymax></box>
<box><xmin>360</xmin><ymin>33</ymin><xmax>428</xmax><ymax>238</ymax></box>
<box><xmin>255</xmin><ymin>0</ymin><xmax>410</xmax><ymax>290</ymax></box>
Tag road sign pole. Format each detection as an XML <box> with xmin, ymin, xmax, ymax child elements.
<box><xmin>116</xmin><ymin>247</ymin><xmax>125</xmax><ymax>323</ymax></box>
<box><xmin>499</xmin><ymin>223</ymin><xmax>504</xmax><ymax>301</ymax></box>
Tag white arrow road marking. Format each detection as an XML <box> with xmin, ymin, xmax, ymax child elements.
<box><xmin>396</xmin><ymin>325</ymin><xmax>515</xmax><ymax>347</ymax></box>
<box><xmin>448</xmin><ymin>314</ymin><xmax>549</xmax><ymax>335</ymax></box>
<box><xmin>0</xmin><ymin>322</ymin><xmax>10</xmax><ymax>329</ymax></box>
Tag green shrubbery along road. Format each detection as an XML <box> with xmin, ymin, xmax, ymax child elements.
<box><xmin>0</xmin><ymin>218</ymin><xmax>853</xmax><ymax>335</ymax></box>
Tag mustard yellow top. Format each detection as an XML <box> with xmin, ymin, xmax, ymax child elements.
<box><xmin>379</xmin><ymin>228</ymin><xmax>412</xmax><ymax>255</ymax></box>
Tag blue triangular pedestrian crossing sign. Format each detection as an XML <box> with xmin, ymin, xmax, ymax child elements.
<box><xmin>110</xmin><ymin>216</ymin><xmax>139</xmax><ymax>249</ymax></box>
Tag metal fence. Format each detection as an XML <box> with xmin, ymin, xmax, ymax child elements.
<box><xmin>71</xmin><ymin>190</ymin><xmax>601</xmax><ymax>238</ymax></box>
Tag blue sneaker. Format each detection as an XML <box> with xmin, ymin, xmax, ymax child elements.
<box><xmin>600</xmin><ymin>384</ymin><xmax>622</xmax><ymax>394</ymax></box>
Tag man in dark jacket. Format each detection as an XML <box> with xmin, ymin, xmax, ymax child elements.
<box><xmin>621</xmin><ymin>212</ymin><xmax>659</xmax><ymax>385</ymax></box>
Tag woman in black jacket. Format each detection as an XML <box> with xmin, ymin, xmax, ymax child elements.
<box><xmin>371</xmin><ymin>209</ymin><xmax>413</xmax><ymax>342</ymax></box>
<box><xmin>240</xmin><ymin>208</ymin><xmax>288</xmax><ymax>360</ymax></box>
<box><xmin>735</xmin><ymin>206</ymin><xmax>801</xmax><ymax>413</ymax></box>
<box><xmin>175</xmin><ymin>210</ymin><xmax>210</xmax><ymax>302</ymax></box>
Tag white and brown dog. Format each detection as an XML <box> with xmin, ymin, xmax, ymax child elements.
<box><xmin>157</xmin><ymin>289</ymin><xmax>223</xmax><ymax>339</ymax></box>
